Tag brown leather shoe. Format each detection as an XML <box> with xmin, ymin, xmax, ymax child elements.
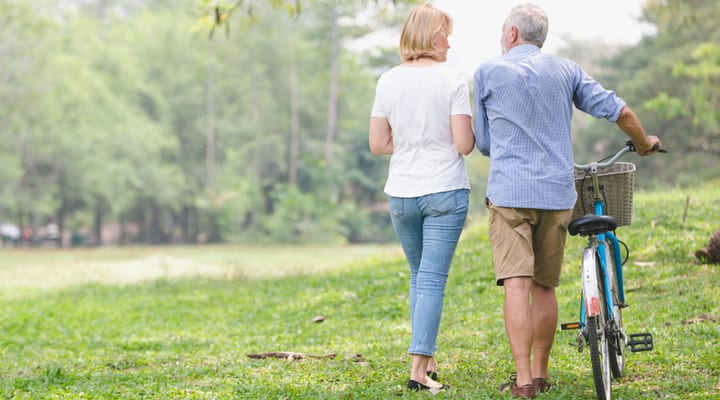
<box><xmin>532</xmin><ymin>377</ymin><xmax>553</xmax><ymax>393</ymax></box>
<box><xmin>510</xmin><ymin>383</ymin><xmax>536</xmax><ymax>399</ymax></box>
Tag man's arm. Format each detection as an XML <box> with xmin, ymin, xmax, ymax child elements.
<box><xmin>616</xmin><ymin>105</ymin><xmax>662</xmax><ymax>156</ymax></box>
<box><xmin>472</xmin><ymin>74</ymin><xmax>491</xmax><ymax>156</ymax></box>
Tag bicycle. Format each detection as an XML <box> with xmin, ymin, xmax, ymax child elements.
<box><xmin>561</xmin><ymin>140</ymin><xmax>663</xmax><ymax>400</ymax></box>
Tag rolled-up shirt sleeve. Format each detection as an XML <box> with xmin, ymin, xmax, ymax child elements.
<box><xmin>573</xmin><ymin>66</ymin><xmax>626</xmax><ymax>122</ymax></box>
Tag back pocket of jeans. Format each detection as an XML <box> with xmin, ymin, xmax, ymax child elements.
<box><xmin>427</xmin><ymin>190</ymin><xmax>467</xmax><ymax>214</ymax></box>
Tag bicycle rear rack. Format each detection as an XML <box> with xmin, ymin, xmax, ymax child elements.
<box><xmin>627</xmin><ymin>332</ymin><xmax>654</xmax><ymax>352</ymax></box>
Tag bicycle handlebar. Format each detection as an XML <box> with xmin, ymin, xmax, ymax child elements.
<box><xmin>574</xmin><ymin>140</ymin><xmax>666</xmax><ymax>171</ymax></box>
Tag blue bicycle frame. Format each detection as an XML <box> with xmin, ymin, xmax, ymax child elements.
<box><xmin>578</xmin><ymin>182</ymin><xmax>626</xmax><ymax>330</ymax></box>
<box><xmin>566</xmin><ymin>141</ymin><xmax>660</xmax><ymax>400</ymax></box>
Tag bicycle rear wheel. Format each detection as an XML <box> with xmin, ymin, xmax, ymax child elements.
<box><xmin>587</xmin><ymin>315</ymin><xmax>611</xmax><ymax>400</ymax></box>
<box><xmin>587</xmin><ymin>250</ymin><xmax>612</xmax><ymax>400</ymax></box>
<box><xmin>605</xmin><ymin>241</ymin><xmax>625</xmax><ymax>378</ymax></box>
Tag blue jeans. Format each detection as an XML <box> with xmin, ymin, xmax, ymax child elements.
<box><xmin>388</xmin><ymin>189</ymin><xmax>469</xmax><ymax>356</ymax></box>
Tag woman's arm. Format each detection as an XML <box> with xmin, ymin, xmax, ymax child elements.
<box><xmin>451</xmin><ymin>114</ymin><xmax>475</xmax><ymax>155</ymax></box>
<box><xmin>369</xmin><ymin>117</ymin><xmax>393</xmax><ymax>155</ymax></box>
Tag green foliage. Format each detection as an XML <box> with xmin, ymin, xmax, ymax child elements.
<box><xmin>0</xmin><ymin>184</ymin><xmax>718</xmax><ymax>398</ymax></box>
<box><xmin>1</xmin><ymin>0</ymin><xmax>718</xmax><ymax>246</ymax></box>
<box><xmin>668</xmin><ymin>42</ymin><xmax>720</xmax><ymax>131</ymax></box>
<box><xmin>192</xmin><ymin>0</ymin><xmax>421</xmax><ymax>38</ymax></box>
<box><xmin>256</xmin><ymin>183</ymin><xmax>385</xmax><ymax>244</ymax></box>
<box><xmin>643</xmin><ymin>91</ymin><xmax>687</xmax><ymax>120</ymax></box>
<box><xmin>262</xmin><ymin>184</ymin><xmax>328</xmax><ymax>242</ymax></box>
<box><xmin>582</xmin><ymin>0</ymin><xmax>720</xmax><ymax>188</ymax></box>
<box><xmin>0</xmin><ymin>0</ymin><xmax>407</xmax><ymax>244</ymax></box>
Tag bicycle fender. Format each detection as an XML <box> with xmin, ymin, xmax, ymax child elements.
<box><xmin>582</xmin><ymin>247</ymin><xmax>602</xmax><ymax>317</ymax></box>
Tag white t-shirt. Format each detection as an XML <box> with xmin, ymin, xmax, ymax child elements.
<box><xmin>371</xmin><ymin>64</ymin><xmax>472</xmax><ymax>197</ymax></box>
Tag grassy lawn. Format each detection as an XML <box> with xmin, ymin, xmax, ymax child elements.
<box><xmin>0</xmin><ymin>183</ymin><xmax>718</xmax><ymax>399</ymax></box>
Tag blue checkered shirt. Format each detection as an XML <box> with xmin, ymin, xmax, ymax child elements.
<box><xmin>473</xmin><ymin>44</ymin><xmax>626</xmax><ymax>210</ymax></box>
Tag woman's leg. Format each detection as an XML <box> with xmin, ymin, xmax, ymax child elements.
<box><xmin>388</xmin><ymin>196</ymin><xmax>423</xmax><ymax>323</ymax></box>
<box><xmin>408</xmin><ymin>190</ymin><xmax>469</xmax><ymax>377</ymax></box>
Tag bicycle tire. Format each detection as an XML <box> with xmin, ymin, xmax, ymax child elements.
<box><xmin>587</xmin><ymin>316</ymin><xmax>611</xmax><ymax>400</ymax></box>
<box><xmin>605</xmin><ymin>241</ymin><xmax>625</xmax><ymax>378</ymax></box>
<box><xmin>588</xmin><ymin>250</ymin><xmax>612</xmax><ymax>400</ymax></box>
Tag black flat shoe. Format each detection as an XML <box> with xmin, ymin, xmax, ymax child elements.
<box><xmin>427</xmin><ymin>371</ymin><xmax>438</xmax><ymax>380</ymax></box>
<box><xmin>407</xmin><ymin>379</ymin><xmax>448</xmax><ymax>393</ymax></box>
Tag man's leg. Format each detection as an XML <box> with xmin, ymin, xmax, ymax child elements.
<box><xmin>503</xmin><ymin>276</ymin><xmax>534</xmax><ymax>387</ymax></box>
<box><xmin>530</xmin><ymin>208</ymin><xmax>571</xmax><ymax>380</ymax></box>
<box><xmin>530</xmin><ymin>282</ymin><xmax>557</xmax><ymax>380</ymax></box>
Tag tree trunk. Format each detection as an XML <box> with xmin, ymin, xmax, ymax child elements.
<box><xmin>56</xmin><ymin>209</ymin><xmax>65</xmax><ymax>248</ymax></box>
<box><xmin>93</xmin><ymin>205</ymin><xmax>103</xmax><ymax>246</ymax></box>
<box><xmin>119</xmin><ymin>212</ymin><xmax>127</xmax><ymax>245</ymax></box>
<box><xmin>57</xmin><ymin>180</ymin><xmax>66</xmax><ymax>248</ymax></box>
<box><xmin>324</xmin><ymin>2</ymin><xmax>340</xmax><ymax>168</ymax></box>
<box><xmin>206</xmin><ymin>39</ymin><xmax>216</xmax><ymax>191</ymax></box>
<box><xmin>149</xmin><ymin>203</ymin><xmax>162</xmax><ymax>244</ymax></box>
<box><xmin>288</xmin><ymin>29</ymin><xmax>300</xmax><ymax>186</ymax></box>
<box><xmin>181</xmin><ymin>205</ymin><xmax>193</xmax><ymax>243</ymax></box>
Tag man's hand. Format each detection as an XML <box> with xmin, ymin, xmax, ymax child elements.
<box><xmin>635</xmin><ymin>135</ymin><xmax>662</xmax><ymax>156</ymax></box>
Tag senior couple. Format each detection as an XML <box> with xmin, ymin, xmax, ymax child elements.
<box><xmin>368</xmin><ymin>3</ymin><xmax>662</xmax><ymax>398</ymax></box>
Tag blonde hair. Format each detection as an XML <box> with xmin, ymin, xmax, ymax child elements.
<box><xmin>399</xmin><ymin>4</ymin><xmax>453</xmax><ymax>62</ymax></box>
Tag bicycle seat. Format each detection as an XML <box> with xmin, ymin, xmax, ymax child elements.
<box><xmin>568</xmin><ymin>214</ymin><xmax>617</xmax><ymax>237</ymax></box>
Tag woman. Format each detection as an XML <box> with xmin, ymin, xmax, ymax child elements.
<box><xmin>368</xmin><ymin>3</ymin><xmax>474</xmax><ymax>392</ymax></box>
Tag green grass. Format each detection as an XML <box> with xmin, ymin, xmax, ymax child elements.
<box><xmin>1</xmin><ymin>183</ymin><xmax>718</xmax><ymax>399</ymax></box>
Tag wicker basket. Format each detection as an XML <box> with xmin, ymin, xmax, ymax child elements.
<box><xmin>572</xmin><ymin>162</ymin><xmax>635</xmax><ymax>226</ymax></box>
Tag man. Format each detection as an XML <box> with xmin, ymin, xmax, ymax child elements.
<box><xmin>472</xmin><ymin>4</ymin><xmax>661</xmax><ymax>399</ymax></box>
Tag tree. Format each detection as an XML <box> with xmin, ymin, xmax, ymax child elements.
<box><xmin>0</xmin><ymin>0</ymin><xmax>424</xmax><ymax>245</ymax></box>
<box><xmin>573</xmin><ymin>0</ymin><xmax>720</xmax><ymax>186</ymax></box>
<box><xmin>193</xmin><ymin>0</ymin><xmax>416</xmax><ymax>37</ymax></box>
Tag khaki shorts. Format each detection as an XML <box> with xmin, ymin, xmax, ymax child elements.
<box><xmin>486</xmin><ymin>199</ymin><xmax>573</xmax><ymax>288</ymax></box>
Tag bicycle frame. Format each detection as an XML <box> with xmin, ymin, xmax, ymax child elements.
<box><xmin>571</xmin><ymin>152</ymin><xmax>631</xmax><ymax>400</ymax></box>
<box><xmin>565</xmin><ymin>142</ymin><xmax>658</xmax><ymax>400</ymax></box>
<box><xmin>578</xmin><ymin>200</ymin><xmax>625</xmax><ymax>327</ymax></box>
<box><xmin>575</xmin><ymin>147</ymin><xmax>627</xmax><ymax>323</ymax></box>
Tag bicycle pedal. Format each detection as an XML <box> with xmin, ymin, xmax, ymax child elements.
<box><xmin>628</xmin><ymin>332</ymin><xmax>654</xmax><ymax>352</ymax></box>
<box><xmin>561</xmin><ymin>322</ymin><xmax>581</xmax><ymax>330</ymax></box>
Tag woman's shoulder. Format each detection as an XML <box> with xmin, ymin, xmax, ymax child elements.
<box><xmin>378</xmin><ymin>64</ymin><xmax>412</xmax><ymax>80</ymax></box>
<box><xmin>418</xmin><ymin>63</ymin><xmax>465</xmax><ymax>81</ymax></box>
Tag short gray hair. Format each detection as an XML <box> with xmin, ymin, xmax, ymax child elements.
<box><xmin>506</xmin><ymin>4</ymin><xmax>548</xmax><ymax>48</ymax></box>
